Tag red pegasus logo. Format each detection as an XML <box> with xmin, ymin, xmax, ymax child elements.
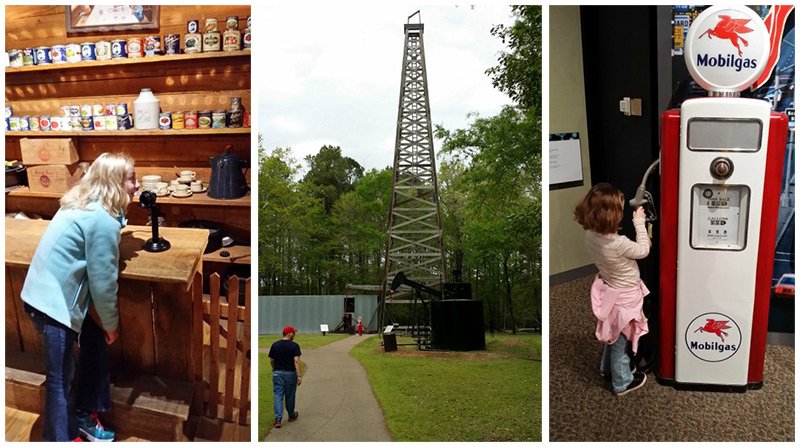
<box><xmin>699</xmin><ymin>15</ymin><xmax>754</xmax><ymax>57</ymax></box>
<box><xmin>694</xmin><ymin>319</ymin><xmax>732</xmax><ymax>342</ymax></box>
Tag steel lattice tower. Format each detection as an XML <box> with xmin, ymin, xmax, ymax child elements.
<box><xmin>380</xmin><ymin>17</ymin><xmax>446</xmax><ymax>328</ymax></box>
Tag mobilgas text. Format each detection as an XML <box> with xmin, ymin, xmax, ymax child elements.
<box><xmin>696</xmin><ymin>53</ymin><xmax>757</xmax><ymax>72</ymax></box>
<box><xmin>689</xmin><ymin>340</ymin><xmax>738</xmax><ymax>354</ymax></box>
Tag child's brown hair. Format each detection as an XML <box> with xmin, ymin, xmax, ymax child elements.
<box><xmin>574</xmin><ymin>182</ymin><xmax>625</xmax><ymax>234</ymax></box>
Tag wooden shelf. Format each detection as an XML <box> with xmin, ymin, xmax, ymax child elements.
<box><xmin>203</xmin><ymin>245</ymin><xmax>251</xmax><ymax>265</ymax></box>
<box><xmin>6</xmin><ymin>128</ymin><xmax>250</xmax><ymax>137</ymax></box>
<box><xmin>5</xmin><ymin>50</ymin><xmax>251</xmax><ymax>74</ymax></box>
<box><xmin>6</xmin><ymin>186</ymin><xmax>251</xmax><ymax>208</ymax></box>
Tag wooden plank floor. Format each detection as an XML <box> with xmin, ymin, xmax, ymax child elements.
<box><xmin>6</xmin><ymin>408</ymin><xmax>149</xmax><ymax>442</ymax></box>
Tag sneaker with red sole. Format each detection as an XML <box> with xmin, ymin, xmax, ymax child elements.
<box><xmin>72</xmin><ymin>437</ymin><xmax>84</xmax><ymax>442</ymax></box>
<box><xmin>288</xmin><ymin>412</ymin><xmax>299</xmax><ymax>422</ymax></box>
<box><xmin>273</xmin><ymin>420</ymin><xmax>282</xmax><ymax>429</ymax></box>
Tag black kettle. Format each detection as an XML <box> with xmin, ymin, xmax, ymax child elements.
<box><xmin>208</xmin><ymin>145</ymin><xmax>249</xmax><ymax>200</ymax></box>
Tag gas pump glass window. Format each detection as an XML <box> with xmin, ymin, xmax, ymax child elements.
<box><xmin>687</xmin><ymin>118</ymin><xmax>763</xmax><ymax>152</ymax></box>
<box><xmin>690</xmin><ymin>184</ymin><xmax>750</xmax><ymax>251</ymax></box>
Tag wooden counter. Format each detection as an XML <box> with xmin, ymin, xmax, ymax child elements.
<box><xmin>5</xmin><ymin>217</ymin><xmax>207</xmax><ymax>382</ymax></box>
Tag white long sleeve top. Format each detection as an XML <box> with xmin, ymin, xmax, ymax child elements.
<box><xmin>585</xmin><ymin>217</ymin><xmax>650</xmax><ymax>289</ymax></box>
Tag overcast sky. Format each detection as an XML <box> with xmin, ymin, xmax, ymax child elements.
<box><xmin>258</xmin><ymin>4</ymin><xmax>515</xmax><ymax>172</ymax></box>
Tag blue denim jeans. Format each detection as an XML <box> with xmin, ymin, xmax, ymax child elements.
<box><xmin>25</xmin><ymin>304</ymin><xmax>111</xmax><ymax>442</ymax></box>
<box><xmin>600</xmin><ymin>333</ymin><xmax>633</xmax><ymax>393</ymax></box>
<box><xmin>272</xmin><ymin>370</ymin><xmax>297</xmax><ymax>422</ymax></box>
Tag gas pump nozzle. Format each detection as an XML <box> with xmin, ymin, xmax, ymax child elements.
<box><xmin>629</xmin><ymin>158</ymin><xmax>660</xmax><ymax>228</ymax></box>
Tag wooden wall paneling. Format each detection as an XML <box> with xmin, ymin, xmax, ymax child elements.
<box><xmin>118</xmin><ymin>278</ymin><xmax>156</xmax><ymax>375</ymax></box>
<box><xmin>8</xmin><ymin>267</ymin><xmax>41</xmax><ymax>354</ymax></box>
<box><xmin>237</xmin><ymin>277</ymin><xmax>251</xmax><ymax>426</ymax></box>
<box><xmin>152</xmin><ymin>281</ymin><xmax>193</xmax><ymax>381</ymax></box>
<box><xmin>208</xmin><ymin>273</ymin><xmax>221</xmax><ymax>419</ymax></box>
<box><xmin>5</xmin><ymin>5</ymin><xmax>251</xmax><ymax>50</ymax></box>
<box><xmin>5</xmin><ymin>90</ymin><xmax>252</xmax><ymax>116</ymax></box>
<box><xmin>6</xmin><ymin>267</ymin><xmax>24</xmax><ymax>352</ymax></box>
<box><xmin>5</xmin><ymin>57</ymin><xmax>251</xmax><ymax>101</ymax></box>
<box><xmin>192</xmin><ymin>270</ymin><xmax>204</xmax><ymax>415</ymax></box>
<box><xmin>223</xmin><ymin>276</ymin><xmax>239</xmax><ymax>421</ymax></box>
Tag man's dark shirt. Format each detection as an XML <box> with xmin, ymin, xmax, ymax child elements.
<box><xmin>269</xmin><ymin>339</ymin><xmax>302</xmax><ymax>371</ymax></box>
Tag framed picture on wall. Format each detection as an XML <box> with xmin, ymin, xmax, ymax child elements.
<box><xmin>65</xmin><ymin>5</ymin><xmax>159</xmax><ymax>34</ymax></box>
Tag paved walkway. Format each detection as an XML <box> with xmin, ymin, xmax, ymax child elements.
<box><xmin>261</xmin><ymin>334</ymin><xmax>393</xmax><ymax>442</ymax></box>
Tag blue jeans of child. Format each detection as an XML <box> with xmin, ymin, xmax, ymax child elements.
<box><xmin>600</xmin><ymin>333</ymin><xmax>633</xmax><ymax>393</ymax></box>
<box><xmin>25</xmin><ymin>303</ymin><xmax>111</xmax><ymax>442</ymax></box>
<box><xmin>272</xmin><ymin>370</ymin><xmax>297</xmax><ymax>422</ymax></box>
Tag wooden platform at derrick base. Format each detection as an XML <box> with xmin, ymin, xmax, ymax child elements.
<box><xmin>6</xmin><ymin>351</ymin><xmax>193</xmax><ymax>442</ymax></box>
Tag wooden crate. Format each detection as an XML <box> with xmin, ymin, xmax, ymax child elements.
<box><xmin>19</xmin><ymin>138</ymin><xmax>79</xmax><ymax>165</ymax></box>
<box><xmin>25</xmin><ymin>163</ymin><xmax>83</xmax><ymax>193</ymax></box>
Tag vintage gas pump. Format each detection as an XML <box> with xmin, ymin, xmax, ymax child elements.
<box><xmin>656</xmin><ymin>6</ymin><xmax>789</xmax><ymax>390</ymax></box>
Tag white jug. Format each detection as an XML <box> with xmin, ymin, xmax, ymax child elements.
<box><xmin>133</xmin><ymin>88</ymin><xmax>160</xmax><ymax>130</ymax></box>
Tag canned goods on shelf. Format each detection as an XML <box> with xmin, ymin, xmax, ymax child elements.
<box><xmin>223</xmin><ymin>29</ymin><xmax>241</xmax><ymax>52</ymax></box>
<box><xmin>81</xmin><ymin>42</ymin><xmax>96</xmax><ymax>61</ymax></box>
<box><xmin>9</xmin><ymin>49</ymin><xmax>23</xmax><ymax>68</ymax></box>
<box><xmin>126</xmin><ymin>38</ymin><xmax>144</xmax><ymax>58</ymax></box>
<box><xmin>29</xmin><ymin>116</ymin><xmax>41</xmax><ymax>131</ymax></box>
<box><xmin>5</xmin><ymin>106</ymin><xmax>12</xmax><ymax>119</ymax></box>
<box><xmin>164</xmin><ymin>34</ymin><xmax>181</xmax><ymax>55</ymax></box>
<box><xmin>184</xmin><ymin>111</ymin><xmax>198</xmax><ymax>129</ymax></box>
<box><xmin>116</xmin><ymin>103</ymin><xmax>128</xmax><ymax>116</ymax></box>
<box><xmin>66</xmin><ymin>43</ymin><xmax>82</xmax><ymax>63</ymax></box>
<box><xmin>51</xmin><ymin>45</ymin><xmax>67</xmax><ymax>64</ymax></box>
<box><xmin>93</xmin><ymin>116</ymin><xmax>106</xmax><ymax>131</ymax></box>
<box><xmin>49</xmin><ymin>116</ymin><xmax>61</xmax><ymax>131</ymax></box>
<box><xmin>243</xmin><ymin>29</ymin><xmax>251</xmax><ymax>49</ymax></box>
<box><xmin>226</xmin><ymin>16</ymin><xmax>238</xmax><ymax>30</ymax></box>
<box><xmin>9</xmin><ymin>117</ymin><xmax>21</xmax><ymax>131</ymax></box>
<box><xmin>80</xmin><ymin>105</ymin><xmax>92</xmax><ymax>117</ymax></box>
<box><xmin>159</xmin><ymin>112</ymin><xmax>172</xmax><ymax>130</ymax></box>
<box><xmin>39</xmin><ymin>116</ymin><xmax>51</xmax><ymax>131</ymax></box>
<box><xmin>111</xmin><ymin>40</ymin><xmax>127</xmax><ymax>59</ymax></box>
<box><xmin>105</xmin><ymin>104</ymin><xmax>117</xmax><ymax>116</ymax></box>
<box><xmin>60</xmin><ymin>105</ymin><xmax>71</xmax><ymax>117</ymax></box>
<box><xmin>95</xmin><ymin>41</ymin><xmax>111</xmax><ymax>61</ymax></box>
<box><xmin>203</xmin><ymin>32</ymin><xmax>221</xmax><ymax>52</ymax></box>
<box><xmin>184</xmin><ymin>34</ymin><xmax>202</xmax><ymax>54</ymax></box>
<box><xmin>19</xmin><ymin>116</ymin><xmax>30</xmax><ymax>131</ymax></box>
<box><xmin>92</xmin><ymin>104</ymin><xmax>104</xmax><ymax>116</ymax></box>
<box><xmin>227</xmin><ymin>109</ymin><xmax>243</xmax><ymax>128</ymax></box>
<box><xmin>211</xmin><ymin>110</ymin><xmax>226</xmax><ymax>128</ymax></box>
<box><xmin>36</xmin><ymin>47</ymin><xmax>52</xmax><ymax>65</ymax></box>
<box><xmin>82</xmin><ymin>116</ymin><xmax>94</xmax><ymax>131</ymax></box>
<box><xmin>22</xmin><ymin>48</ymin><xmax>37</xmax><ymax>66</ymax></box>
<box><xmin>70</xmin><ymin>105</ymin><xmax>81</xmax><ymax>117</ymax></box>
<box><xmin>244</xmin><ymin>112</ymin><xmax>250</xmax><ymax>128</ymax></box>
<box><xmin>144</xmin><ymin>36</ymin><xmax>162</xmax><ymax>56</ymax></box>
<box><xmin>205</xmin><ymin>18</ymin><xmax>218</xmax><ymax>33</ymax></box>
<box><xmin>187</xmin><ymin>20</ymin><xmax>199</xmax><ymax>34</ymax></box>
<box><xmin>71</xmin><ymin>116</ymin><xmax>81</xmax><ymax>130</ymax></box>
<box><xmin>247</xmin><ymin>15</ymin><xmax>251</xmax><ymax>29</ymax></box>
<box><xmin>105</xmin><ymin>115</ymin><xmax>118</xmax><ymax>130</ymax></box>
<box><xmin>172</xmin><ymin>111</ymin><xmax>185</xmax><ymax>129</ymax></box>
<box><xmin>198</xmin><ymin>110</ymin><xmax>212</xmax><ymax>129</ymax></box>
<box><xmin>118</xmin><ymin>114</ymin><xmax>134</xmax><ymax>130</ymax></box>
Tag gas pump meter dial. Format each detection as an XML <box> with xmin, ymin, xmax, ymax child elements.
<box><xmin>690</xmin><ymin>184</ymin><xmax>750</xmax><ymax>250</ymax></box>
<box><xmin>710</xmin><ymin>157</ymin><xmax>733</xmax><ymax>180</ymax></box>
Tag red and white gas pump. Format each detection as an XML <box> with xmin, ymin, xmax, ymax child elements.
<box><xmin>656</xmin><ymin>5</ymin><xmax>789</xmax><ymax>390</ymax></box>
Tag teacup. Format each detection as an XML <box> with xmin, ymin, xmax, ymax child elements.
<box><xmin>173</xmin><ymin>184</ymin><xmax>190</xmax><ymax>196</ymax></box>
<box><xmin>190</xmin><ymin>180</ymin><xmax>203</xmax><ymax>192</ymax></box>
<box><xmin>156</xmin><ymin>181</ymin><xmax>169</xmax><ymax>190</ymax></box>
<box><xmin>170</xmin><ymin>179</ymin><xmax>181</xmax><ymax>187</ymax></box>
<box><xmin>157</xmin><ymin>187</ymin><xmax>168</xmax><ymax>196</ymax></box>
<box><xmin>179</xmin><ymin>170</ymin><xmax>196</xmax><ymax>181</ymax></box>
<box><xmin>142</xmin><ymin>175</ymin><xmax>161</xmax><ymax>183</ymax></box>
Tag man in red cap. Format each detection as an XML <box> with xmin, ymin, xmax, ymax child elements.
<box><xmin>269</xmin><ymin>326</ymin><xmax>302</xmax><ymax>428</ymax></box>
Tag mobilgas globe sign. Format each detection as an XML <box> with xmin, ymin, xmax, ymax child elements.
<box><xmin>685</xmin><ymin>312</ymin><xmax>742</xmax><ymax>362</ymax></box>
<box><xmin>684</xmin><ymin>6</ymin><xmax>770</xmax><ymax>93</ymax></box>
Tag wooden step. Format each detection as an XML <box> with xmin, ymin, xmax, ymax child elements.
<box><xmin>6</xmin><ymin>351</ymin><xmax>193</xmax><ymax>441</ymax></box>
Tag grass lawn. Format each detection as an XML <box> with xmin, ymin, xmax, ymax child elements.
<box><xmin>257</xmin><ymin>333</ymin><xmax>350</xmax><ymax>440</ymax></box>
<box><xmin>350</xmin><ymin>333</ymin><xmax>542</xmax><ymax>442</ymax></box>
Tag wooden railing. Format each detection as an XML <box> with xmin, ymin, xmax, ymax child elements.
<box><xmin>192</xmin><ymin>273</ymin><xmax>251</xmax><ymax>425</ymax></box>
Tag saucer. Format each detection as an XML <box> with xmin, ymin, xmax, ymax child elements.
<box><xmin>177</xmin><ymin>177</ymin><xmax>195</xmax><ymax>184</ymax></box>
<box><xmin>171</xmin><ymin>190</ymin><xmax>193</xmax><ymax>198</ymax></box>
<box><xmin>189</xmin><ymin>186</ymin><xmax>208</xmax><ymax>194</ymax></box>
<box><xmin>155</xmin><ymin>190</ymin><xmax>169</xmax><ymax>197</ymax></box>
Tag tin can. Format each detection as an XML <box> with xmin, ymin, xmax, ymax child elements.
<box><xmin>70</xmin><ymin>105</ymin><xmax>81</xmax><ymax>117</ymax></box>
<box><xmin>61</xmin><ymin>116</ymin><xmax>72</xmax><ymax>131</ymax></box>
<box><xmin>144</xmin><ymin>36</ymin><xmax>162</xmax><ymax>56</ymax></box>
<box><xmin>111</xmin><ymin>40</ymin><xmax>127</xmax><ymax>59</ymax></box>
<box><xmin>203</xmin><ymin>32</ymin><xmax>221</xmax><ymax>52</ymax></box>
<box><xmin>80</xmin><ymin>105</ymin><xmax>92</xmax><ymax>117</ymax></box>
<box><xmin>93</xmin><ymin>116</ymin><xmax>106</xmax><ymax>131</ymax></box>
<box><xmin>243</xmin><ymin>29</ymin><xmax>251</xmax><ymax>49</ymax></box>
<box><xmin>228</xmin><ymin>109</ymin><xmax>243</xmax><ymax>128</ymax></box>
<box><xmin>247</xmin><ymin>15</ymin><xmax>251</xmax><ymax>29</ymax></box>
<box><xmin>184</xmin><ymin>111</ymin><xmax>198</xmax><ymax>129</ymax></box>
<box><xmin>105</xmin><ymin>104</ymin><xmax>116</xmax><ymax>116</ymax></box>
<box><xmin>40</xmin><ymin>116</ymin><xmax>51</xmax><ymax>131</ymax></box>
<box><xmin>198</xmin><ymin>110</ymin><xmax>212</xmax><ymax>129</ymax></box>
<box><xmin>71</xmin><ymin>116</ymin><xmax>81</xmax><ymax>130</ymax></box>
<box><xmin>9</xmin><ymin>117</ymin><xmax>20</xmax><ymax>131</ymax></box>
<box><xmin>30</xmin><ymin>116</ymin><xmax>40</xmax><ymax>131</ymax></box>
<box><xmin>158</xmin><ymin>112</ymin><xmax>172</xmax><ymax>130</ymax></box>
<box><xmin>66</xmin><ymin>43</ymin><xmax>82</xmax><ymax>63</ymax></box>
<box><xmin>59</xmin><ymin>105</ymin><xmax>71</xmax><ymax>117</ymax></box>
<box><xmin>171</xmin><ymin>111</ymin><xmax>185</xmax><ymax>129</ymax></box>
<box><xmin>9</xmin><ymin>49</ymin><xmax>23</xmax><ymax>68</ymax></box>
<box><xmin>82</xmin><ymin>116</ymin><xmax>94</xmax><ymax>131</ymax></box>
<box><xmin>5</xmin><ymin>118</ymin><xmax>9</xmax><ymax>132</ymax></box>
<box><xmin>105</xmin><ymin>115</ymin><xmax>118</xmax><ymax>130</ymax></box>
<box><xmin>49</xmin><ymin>116</ymin><xmax>60</xmax><ymax>131</ymax></box>
<box><xmin>5</xmin><ymin>106</ymin><xmax>13</xmax><ymax>119</ymax></box>
<box><xmin>92</xmin><ymin>104</ymin><xmax>103</xmax><ymax>116</ymax></box>
<box><xmin>187</xmin><ymin>20</ymin><xmax>199</xmax><ymax>34</ymax></box>
<box><xmin>211</xmin><ymin>110</ymin><xmax>226</xmax><ymax>128</ymax></box>
<box><xmin>230</xmin><ymin>97</ymin><xmax>242</xmax><ymax>109</ymax></box>
<box><xmin>184</xmin><ymin>34</ymin><xmax>202</xmax><ymax>53</ymax></box>
<box><xmin>244</xmin><ymin>112</ymin><xmax>250</xmax><ymax>128</ymax></box>
<box><xmin>223</xmin><ymin>29</ymin><xmax>241</xmax><ymax>52</ymax></box>
<box><xmin>36</xmin><ymin>46</ymin><xmax>52</xmax><ymax>65</ymax></box>
<box><xmin>164</xmin><ymin>34</ymin><xmax>181</xmax><ymax>55</ymax></box>
<box><xmin>226</xmin><ymin>16</ymin><xmax>238</xmax><ymax>30</ymax></box>
<box><xmin>19</xmin><ymin>116</ymin><xmax>30</xmax><ymax>131</ymax></box>
<box><xmin>126</xmin><ymin>38</ymin><xmax>143</xmax><ymax>58</ymax></box>
<box><xmin>22</xmin><ymin>48</ymin><xmax>37</xmax><ymax>66</ymax></box>
<box><xmin>116</xmin><ymin>103</ymin><xmax>128</xmax><ymax>116</ymax></box>
<box><xmin>118</xmin><ymin>114</ymin><xmax>134</xmax><ymax>130</ymax></box>
<box><xmin>51</xmin><ymin>45</ymin><xmax>67</xmax><ymax>64</ymax></box>
<box><xmin>95</xmin><ymin>41</ymin><xmax>111</xmax><ymax>61</ymax></box>
<box><xmin>205</xmin><ymin>18</ymin><xmax>218</xmax><ymax>33</ymax></box>
<box><xmin>81</xmin><ymin>42</ymin><xmax>96</xmax><ymax>61</ymax></box>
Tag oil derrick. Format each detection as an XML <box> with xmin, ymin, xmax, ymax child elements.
<box><xmin>380</xmin><ymin>13</ymin><xmax>446</xmax><ymax>330</ymax></box>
